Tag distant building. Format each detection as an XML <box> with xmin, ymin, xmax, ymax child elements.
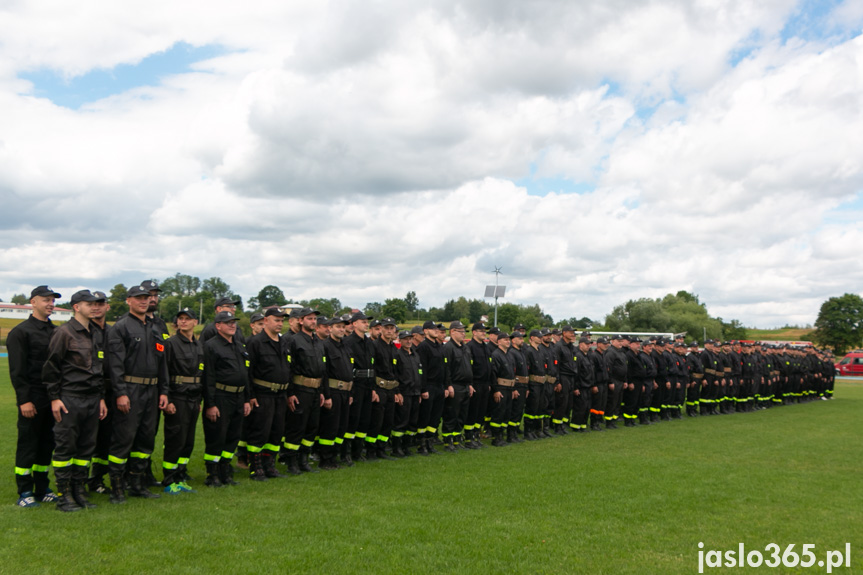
<box><xmin>0</xmin><ymin>303</ymin><xmax>73</xmax><ymax>322</ymax></box>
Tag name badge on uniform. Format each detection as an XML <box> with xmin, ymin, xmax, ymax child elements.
<box><xmin>156</xmin><ymin>343</ymin><xmax>165</xmax><ymax>352</ymax></box>
<box><xmin>98</xmin><ymin>351</ymin><xmax>104</xmax><ymax>359</ymax></box>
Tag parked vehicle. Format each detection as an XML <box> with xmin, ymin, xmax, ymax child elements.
<box><xmin>835</xmin><ymin>350</ymin><xmax>863</xmax><ymax>376</ymax></box>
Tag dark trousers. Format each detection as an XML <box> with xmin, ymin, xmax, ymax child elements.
<box><xmin>553</xmin><ymin>376</ymin><xmax>573</xmax><ymax>426</ymax></box>
<box><xmin>348</xmin><ymin>382</ymin><xmax>373</xmax><ymax>443</ymax></box>
<box><xmin>622</xmin><ymin>383</ymin><xmax>641</xmax><ymax>422</ymax></box>
<box><xmin>640</xmin><ymin>382</ymin><xmax>654</xmax><ymax>417</ymax></box>
<box><xmin>108</xmin><ymin>384</ymin><xmax>158</xmax><ymax>474</ymax></box>
<box><xmin>162</xmin><ymin>395</ymin><xmax>201</xmax><ymax>480</ymax></box>
<box><xmin>466</xmin><ymin>382</ymin><xmax>489</xmax><ymax>433</ymax></box>
<box><xmin>15</xmin><ymin>390</ymin><xmax>54</xmax><ymax>495</ymax></box>
<box><xmin>588</xmin><ymin>384</ymin><xmax>607</xmax><ymax>427</ymax></box>
<box><xmin>605</xmin><ymin>381</ymin><xmax>624</xmax><ymax>422</ymax></box>
<box><xmin>89</xmin><ymin>390</ymin><xmax>113</xmax><ymax>479</ymax></box>
<box><xmin>245</xmin><ymin>392</ymin><xmax>286</xmax><ymax>454</ymax></box>
<box><xmin>368</xmin><ymin>386</ymin><xmax>396</xmax><ymax>447</ymax></box>
<box><xmin>571</xmin><ymin>386</ymin><xmax>590</xmax><ymax>429</ymax></box>
<box><xmin>202</xmin><ymin>392</ymin><xmax>245</xmax><ymax>462</ymax></box>
<box><xmin>319</xmin><ymin>390</ymin><xmax>351</xmax><ymax>458</ymax></box>
<box><xmin>442</xmin><ymin>384</ymin><xmax>470</xmax><ymax>437</ymax></box>
<box><xmin>284</xmin><ymin>388</ymin><xmax>319</xmax><ymax>453</ymax></box>
<box><xmin>418</xmin><ymin>386</ymin><xmax>445</xmax><ymax>437</ymax></box>
<box><xmin>686</xmin><ymin>382</ymin><xmax>701</xmax><ymax>412</ymax></box>
<box><xmin>544</xmin><ymin>380</ymin><xmax>556</xmax><ymax>419</ymax></box>
<box><xmin>524</xmin><ymin>382</ymin><xmax>546</xmax><ymax>424</ymax></box>
<box><xmin>394</xmin><ymin>394</ymin><xmax>420</xmax><ymax>437</ymax></box>
<box><xmin>52</xmin><ymin>394</ymin><xmax>100</xmax><ymax>482</ymax></box>
<box><xmin>508</xmin><ymin>384</ymin><xmax>528</xmax><ymax>428</ymax></box>
<box><xmin>490</xmin><ymin>387</ymin><xmax>513</xmax><ymax>428</ymax></box>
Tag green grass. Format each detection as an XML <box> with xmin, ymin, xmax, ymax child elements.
<box><xmin>746</xmin><ymin>327</ymin><xmax>814</xmax><ymax>341</ymax></box>
<box><xmin>1</xmin><ymin>356</ymin><xmax>861</xmax><ymax>574</ymax></box>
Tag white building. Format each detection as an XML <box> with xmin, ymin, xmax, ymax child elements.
<box><xmin>0</xmin><ymin>303</ymin><xmax>73</xmax><ymax>322</ymax></box>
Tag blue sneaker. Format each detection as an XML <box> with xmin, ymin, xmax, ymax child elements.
<box><xmin>163</xmin><ymin>483</ymin><xmax>184</xmax><ymax>495</ymax></box>
<box><xmin>177</xmin><ymin>482</ymin><xmax>196</xmax><ymax>493</ymax></box>
<box><xmin>38</xmin><ymin>490</ymin><xmax>58</xmax><ymax>503</ymax></box>
<box><xmin>17</xmin><ymin>492</ymin><xmax>40</xmax><ymax>508</ymax></box>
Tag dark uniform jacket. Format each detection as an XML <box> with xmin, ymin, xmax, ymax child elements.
<box><xmin>574</xmin><ymin>347</ymin><xmax>595</xmax><ymax>390</ymax></box>
<box><xmin>444</xmin><ymin>340</ymin><xmax>474</xmax><ymax>387</ymax></box>
<box><xmin>541</xmin><ymin>342</ymin><xmax>558</xmax><ymax>381</ymax></box>
<box><xmin>323</xmin><ymin>336</ymin><xmax>353</xmax><ymax>392</ymax></box>
<box><xmin>491</xmin><ymin>347</ymin><xmax>515</xmax><ymax>392</ymax></box>
<box><xmin>7</xmin><ymin>314</ymin><xmax>56</xmax><ymax>406</ymax></box>
<box><xmin>625</xmin><ymin>347</ymin><xmax>648</xmax><ymax>386</ymax></box>
<box><xmin>246</xmin><ymin>331</ymin><xmax>290</xmax><ymax>399</ymax></box>
<box><xmin>523</xmin><ymin>344</ymin><xmax>547</xmax><ymax>380</ymax></box>
<box><xmin>345</xmin><ymin>332</ymin><xmax>375</xmax><ymax>386</ymax></box>
<box><xmin>510</xmin><ymin>345</ymin><xmax>529</xmax><ymax>380</ymax></box>
<box><xmin>202</xmin><ymin>333</ymin><xmax>251</xmax><ymax>408</ymax></box>
<box><xmin>554</xmin><ymin>340</ymin><xmax>577</xmax><ymax>380</ymax></box>
<box><xmin>416</xmin><ymin>337</ymin><xmax>445</xmax><ymax>393</ymax></box>
<box><xmin>165</xmin><ymin>332</ymin><xmax>204</xmax><ymax>401</ymax></box>
<box><xmin>605</xmin><ymin>345</ymin><xmax>628</xmax><ymax>384</ymax></box>
<box><xmin>288</xmin><ymin>331</ymin><xmax>327</xmax><ymax>397</ymax></box>
<box><xmin>589</xmin><ymin>348</ymin><xmax>609</xmax><ymax>386</ymax></box>
<box><xmin>396</xmin><ymin>347</ymin><xmax>422</xmax><ymax>396</ymax></box>
<box><xmin>42</xmin><ymin>318</ymin><xmax>104</xmax><ymax>401</ymax></box>
<box><xmin>373</xmin><ymin>338</ymin><xmax>400</xmax><ymax>393</ymax></box>
<box><xmin>108</xmin><ymin>312</ymin><xmax>169</xmax><ymax>397</ymax></box>
<box><xmin>200</xmin><ymin>321</ymin><xmax>246</xmax><ymax>346</ymax></box>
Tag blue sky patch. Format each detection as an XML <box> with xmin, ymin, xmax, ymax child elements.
<box><xmin>514</xmin><ymin>175</ymin><xmax>596</xmax><ymax>197</ymax></box>
<box><xmin>780</xmin><ymin>0</ymin><xmax>845</xmax><ymax>43</ymax></box>
<box><xmin>19</xmin><ymin>42</ymin><xmax>228</xmax><ymax>109</ymax></box>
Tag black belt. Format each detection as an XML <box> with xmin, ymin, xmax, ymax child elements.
<box><xmin>354</xmin><ymin>369</ymin><xmax>375</xmax><ymax>378</ymax></box>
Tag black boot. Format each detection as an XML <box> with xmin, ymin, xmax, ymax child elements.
<box><xmin>340</xmin><ymin>443</ymin><xmax>355</xmax><ymax>466</ymax></box>
<box><xmin>417</xmin><ymin>434</ymin><xmax>431</xmax><ymax>456</ymax></box>
<box><xmin>444</xmin><ymin>436</ymin><xmax>457</xmax><ymax>452</ymax></box>
<box><xmin>491</xmin><ymin>428</ymin><xmax>507</xmax><ymax>447</ymax></box>
<box><xmin>249</xmin><ymin>453</ymin><xmax>268</xmax><ymax>481</ymax></box>
<box><xmin>401</xmin><ymin>436</ymin><xmax>413</xmax><ymax>457</ymax></box>
<box><xmin>88</xmin><ymin>462</ymin><xmax>109</xmax><ymax>494</ymax></box>
<box><xmin>425</xmin><ymin>437</ymin><xmax>439</xmax><ymax>454</ymax></box>
<box><xmin>511</xmin><ymin>427</ymin><xmax>525</xmax><ymax>443</ymax></box>
<box><xmin>205</xmin><ymin>462</ymin><xmax>223</xmax><ymax>487</ymax></box>
<box><xmin>219</xmin><ymin>460</ymin><xmax>239</xmax><ymax>485</ymax></box>
<box><xmin>55</xmin><ymin>479</ymin><xmax>83</xmax><ymax>513</ymax></box>
<box><xmin>377</xmin><ymin>444</ymin><xmax>396</xmax><ymax>460</ymax></box>
<box><xmin>128</xmin><ymin>472</ymin><xmax>160</xmax><ymax>498</ymax></box>
<box><xmin>299</xmin><ymin>451</ymin><xmax>319</xmax><ymax>473</ymax></box>
<box><xmin>109</xmin><ymin>473</ymin><xmax>127</xmax><ymax>503</ymax></box>
<box><xmin>318</xmin><ymin>454</ymin><xmax>340</xmax><ymax>470</ymax></box>
<box><xmin>285</xmin><ymin>454</ymin><xmax>302</xmax><ymax>476</ymax></box>
<box><xmin>71</xmin><ymin>477</ymin><xmax>97</xmax><ymax>509</ymax></box>
<box><xmin>352</xmin><ymin>438</ymin><xmax>367</xmax><ymax>462</ymax></box>
<box><xmin>606</xmin><ymin>419</ymin><xmax>618</xmax><ymax>430</ymax></box>
<box><xmin>624</xmin><ymin>418</ymin><xmax>636</xmax><ymax>427</ymax></box>
<box><xmin>262</xmin><ymin>453</ymin><xmax>285</xmax><ymax>478</ymax></box>
<box><xmin>391</xmin><ymin>437</ymin><xmax>405</xmax><ymax>458</ymax></box>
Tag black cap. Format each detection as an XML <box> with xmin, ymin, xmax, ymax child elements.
<box><xmin>436</xmin><ymin>323</ymin><xmax>445</xmax><ymax>331</ymax></box>
<box><xmin>513</xmin><ymin>323</ymin><xmax>526</xmax><ymax>330</ymax></box>
<box><xmin>30</xmin><ymin>285</ymin><xmax>61</xmax><ymax>299</ymax></box>
<box><xmin>176</xmin><ymin>307</ymin><xmax>197</xmax><ymax>320</ymax></box>
<box><xmin>578</xmin><ymin>335</ymin><xmax>591</xmax><ymax>344</ymax></box>
<box><xmin>497</xmin><ymin>332</ymin><xmax>511</xmax><ymax>340</ymax></box>
<box><xmin>297</xmin><ymin>307</ymin><xmax>320</xmax><ymax>318</ymax></box>
<box><xmin>612</xmin><ymin>334</ymin><xmax>625</xmax><ymax>341</ymax></box>
<box><xmin>381</xmin><ymin>317</ymin><xmax>398</xmax><ymax>327</ymax></box>
<box><xmin>398</xmin><ymin>330</ymin><xmax>411</xmax><ymax>339</ymax></box>
<box><xmin>674</xmin><ymin>342</ymin><xmax>686</xmax><ymax>348</ymax></box>
<box><xmin>264</xmin><ymin>307</ymin><xmax>287</xmax><ymax>318</ymax></box>
<box><xmin>551</xmin><ymin>328</ymin><xmax>561</xmax><ymax>336</ymax></box>
<box><xmin>675</xmin><ymin>333</ymin><xmax>685</xmax><ymax>339</ymax></box>
<box><xmin>539</xmin><ymin>328</ymin><xmax>551</xmax><ymax>336</ymax></box>
<box><xmin>316</xmin><ymin>316</ymin><xmax>330</xmax><ymax>325</ymax></box>
<box><xmin>350</xmin><ymin>312</ymin><xmax>373</xmax><ymax>322</ymax></box>
<box><xmin>689</xmin><ymin>342</ymin><xmax>699</xmax><ymax>348</ymax></box>
<box><xmin>471</xmin><ymin>322</ymin><xmax>487</xmax><ymax>331</ymax></box>
<box><xmin>596</xmin><ymin>337</ymin><xmax>609</xmax><ymax>344</ymax></box>
<box><xmin>630</xmin><ymin>337</ymin><xmax>642</xmax><ymax>345</ymax></box>
<box><xmin>561</xmin><ymin>325</ymin><xmax>575</xmax><ymax>333</ymax></box>
<box><xmin>127</xmin><ymin>285</ymin><xmax>150</xmax><ymax>298</ymax></box>
<box><xmin>510</xmin><ymin>332</ymin><xmax>524</xmax><ymax>339</ymax></box>
<box><xmin>370</xmin><ymin>319</ymin><xmax>382</xmax><ymax>328</ymax></box>
<box><xmin>422</xmin><ymin>320</ymin><xmax>437</xmax><ymax>330</ymax></box>
<box><xmin>488</xmin><ymin>327</ymin><xmax>501</xmax><ymax>335</ymax></box>
<box><xmin>529</xmin><ymin>329</ymin><xmax>541</xmax><ymax>338</ymax></box>
<box><xmin>449</xmin><ymin>320</ymin><xmax>466</xmax><ymax>330</ymax></box>
<box><xmin>215</xmin><ymin>296</ymin><xmax>240</xmax><ymax>308</ymax></box>
<box><xmin>70</xmin><ymin>290</ymin><xmax>98</xmax><ymax>305</ymax></box>
<box><xmin>140</xmin><ymin>280</ymin><xmax>161</xmax><ymax>293</ymax></box>
<box><xmin>250</xmin><ymin>313</ymin><xmax>265</xmax><ymax>323</ymax></box>
<box><xmin>328</xmin><ymin>316</ymin><xmax>348</xmax><ymax>326</ymax></box>
<box><xmin>214</xmin><ymin>311</ymin><xmax>238</xmax><ymax>323</ymax></box>
<box><xmin>410</xmin><ymin>325</ymin><xmax>424</xmax><ymax>335</ymax></box>
<box><xmin>92</xmin><ymin>291</ymin><xmax>107</xmax><ymax>302</ymax></box>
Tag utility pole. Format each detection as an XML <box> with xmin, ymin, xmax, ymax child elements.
<box><xmin>484</xmin><ymin>267</ymin><xmax>506</xmax><ymax>328</ymax></box>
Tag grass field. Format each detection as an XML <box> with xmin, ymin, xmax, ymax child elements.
<box><xmin>746</xmin><ymin>328</ymin><xmax>815</xmax><ymax>342</ymax></box>
<box><xmin>0</xmin><ymin>356</ymin><xmax>861</xmax><ymax>574</ymax></box>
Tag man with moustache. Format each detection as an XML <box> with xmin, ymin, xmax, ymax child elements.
<box><xmin>8</xmin><ymin>285</ymin><xmax>61</xmax><ymax>507</ymax></box>
<box><xmin>200</xmin><ymin>297</ymin><xmax>246</xmax><ymax>345</ymax></box>
<box><xmin>106</xmin><ymin>285</ymin><xmax>170</xmax><ymax>503</ymax></box>
<box><xmin>87</xmin><ymin>291</ymin><xmax>115</xmax><ymax>494</ymax></box>
<box><xmin>345</xmin><ymin>311</ymin><xmax>375</xmax><ymax>464</ymax></box>
<box><xmin>441</xmin><ymin>321</ymin><xmax>473</xmax><ymax>451</ymax></box>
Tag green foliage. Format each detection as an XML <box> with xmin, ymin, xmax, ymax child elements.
<box><xmin>381</xmin><ymin>298</ymin><xmax>409</xmax><ymax>323</ymax></box>
<box><xmin>721</xmin><ymin>318</ymin><xmax>747</xmax><ymax>340</ymax></box>
<box><xmin>254</xmin><ymin>285</ymin><xmax>288</xmax><ymax>309</ymax></box>
<box><xmin>10</xmin><ymin>293</ymin><xmax>27</xmax><ymax>305</ymax></box>
<box><xmin>813</xmin><ymin>293</ymin><xmax>863</xmax><ymax>354</ymax></box>
<box><xmin>604</xmin><ymin>292</ymin><xmax>726</xmax><ymax>340</ymax></box>
<box><xmin>404</xmin><ymin>291</ymin><xmax>419</xmax><ymax>313</ymax></box>
<box><xmin>106</xmin><ymin>283</ymin><xmax>129</xmax><ymax>321</ymax></box>
<box><xmin>364</xmin><ymin>301</ymin><xmax>382</xmax><ymax>316</ymax></box>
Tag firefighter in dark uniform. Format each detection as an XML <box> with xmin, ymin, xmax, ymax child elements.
<box><xmin>522</xmin><ymin>330</ymin><xmax>547</xmax><ymax>440</ymax></box>
<box><xmin>639</xmin><ymin>339</ymin><xmax>658</xmax><ymax>425</ymax></box>
<box><xmin>508</xmin><ymin>332</ymin><xmax>529</xmax><ymax>442</ymax></box>
<box><xmin>670</xmin><ymin>342</ymin><xmax>688</xmax><ymax>418</ymax></box>
<box><xmin>685</xmin><ymin>342</ymin><xmax>705</xmax><ymax>417</ymax></box>
<box><xmin>161</xmin><ymin>308</ymin><xmax>203</xmax><ymax>493</ymax></box>
<box><xmin>87</xmin><ymin>291</ymin><xmax>114</xmax><ymax>494</ymax></box>
<box><xmin>539</xmin><ymin>328</ymin><xmax>557</xmax><ymax>438</ymax></box>
<box><xmin>588</xmin><ymin>337</ymin><xmax>610</xmax><ymax>431</ymax></box>
<box><xmin>141</xmin><ymin>280</ymin><xmax>170</xmax><ymax>486</ymax></box>
<box><xmin>200</xmin><ymin>297</ymin><xmax>246</xmax><ymax>344</ymax></box>
<box><xmin>8</xmin><ymin>285</ymin><xmax>61</xmax><ymax>508</ymax></box>
<box><xmin>368</xmin><ymin>318</ymin><xmax>403</xmax><ymax>460</ymax></box>
<box><xmin>699</xmin><ymin>340</ymin><xmax>719</xmax><ymax>415</ymax></box>
<box><xmin>718</xmin><ymin>342</ymin><xmax>734</xmax><ymax>413</ymax></box>
<box><xmin>201</xmin><ymin>311</ymin><xmax>251</xmax><ymax>487</ymax></box>
<box><xmin>244</xmin><ymin>307</ymin><xmax>290</xmax><ymax>480</ymax></box>
<box><xmin>107</xmin><ymin>285</ymin><xmax>169</xmax><ymax>503</ymax></box>
<box><xmin>320</xmin><ymin>316</ymin><xmax>353</xmax><ymax>469</ymax></box>
<box><xmin>284</xmin><ymin>308</ymin><xmax>326</xmax><ymax>474</ymax></box>
<box><xmin>442</xmin><ymin>321</ymin><xmax>473</xmax><ymax>451</ymax></box>
<box><xmin>489</xmin><ymin>333</ymin><xmax>515</xmax><ymax>447</ymax></box>
<box><xmin>552</xmin><ymin>326</ymin><xmax>577</xmax><ymax>434</ymax></box>
<box><xmin>652</xmin><ymin>338</ymin><xmax>672</xmax><ymax>421</ymax></box>
<box><xmin>43</xmin><ymin>290</ymin><xmax>108</xmax><ymax>512</ymax></box>
<box><xmin>571</xmin><ymin>334</ymin><xmax>595</xmax><ymax>432</ymax></box>
<box><xmin>740</xmin><ymin>343</ymin><xmax>756</xmax><ymax>412</ymax></box>
<box><xmin>393</xmin><ymin>329</ymin><xmax>422</xmax><ymax>456</ymax></box>
<box><xmin>416</xmin><ymin>321</ymin><xmax>446</xmax><ymax>455</ymax></box>
<box><xmin>466</xmin><ymin>322</ymin><xmax>493</xmax><ymax>448</ymax></box>
<box><xmin>622</xmin><ymin>338</ymin><xmax>646</xmax><ymax>426</ymax></box>
<box><xmin>345</xmin><ymin>312</ymin><xmax>375</xmax><ymax>463</ymax></box>
<box><xmin>604</xmin><ymin>335</ymin><xmax>629</xmax><ymax>429</ymax></box>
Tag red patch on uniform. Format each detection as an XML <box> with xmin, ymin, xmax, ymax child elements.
<box><xmin>156</xmin><ymin>343</ymin><xmax>165</xmax><ymax>352</ymax></box>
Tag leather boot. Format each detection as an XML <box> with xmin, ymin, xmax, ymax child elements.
<box><xmin>205</xmin><ymin>462</ymin><xmax>223</xmax><ymax>487</ymax></box>
<box><xmin>340</xmin><ymin>443</ymin><xmax>355</xmax><ymax>467</ymax></box>
<box><xmin>88</xmin><ymin>462</ymin><xmax>109</xmax><ymax>494</ymax></box>
<box><xmin>352</xmin><ymin>438</ymin><xmax>367</xmax><ymax>462</ymax></box>
<box><xmin>219</xmin><ymin>460</ymin><xmax>239</xmax><ymax>485</ymax></box>
<box><xmin>391</xmin><ymin>437</ymin><xmax>405</xmax><ymax>458</ymax></box>
<box><xmin>365</xmin><ymin>443</ymin><xmax>379</xmax><ymax>461</ymax></box>
<box><xmin>401</xmin><ymin>436</ymin><xmax>413</xmax><ymax>457</ymax></box>
<box><xmin>377</xmin><ymin>444</ymin><xmax>396</xmax><ymax>460</ymax></box>
<box><xmin>71</xmin><ymin>478</ymin><xmax>97</xmax><ymax>509</ymax></box>
<box><xmin>511</xmin><ymin>427</ymin><xmax>524</xmax><ymax>443</ymax></box>
<box><xmin>109</xmin><ymin>473</ymin><xmax>127</xmax><ymax>503</ymax></box>
<box><xmin>285</xmin><ymin>454</ymin><xmax>302</xmax><ymax>476</ymax></box>
<box><xmin>506</xmin><ymin>428</ymin><xmax>516</xmax><ymax>443</ymax></box>
<box><xmin>606</xmin><ymin>419</ymin><xmax>618</xmax><ymax>430</ymax></box>
<box><xmin>318</xmin><ymin>454</ymin><xmax>340</xmax><ymax>470</ymax></box>
<box><xmin>128</xmin><ymin>472</ymin><xmax>160</xmax><ymax>498</ymax></box>
<box><xmin>444</xmin><ymin>436</ymin><xmax>457</xmax><ymax>452</ymax></box>
<box><xmin>624</xmin><ymin>418</ymin><xmax>637</xmax><ymax>427</ymax></box>
<box><xmin>491</xmin><ymin>428</ymin><xmax>507</xmax><ymax>447</ymax></box>
<box><xmin>249</xmin><ymin>453</ymin><xmax>268</xmax><ymax>481</ymax></box>
<box><xmin>299</xmin><ymin>451</ymin><xmax>319</xmax><ymax>473</ymax></box>
<box><xmin>541</xmin><ymin>420</ymin><xmax>553</xmax><ymax>438</ymax></box>
<box><xmin>425</xmin><ymin>437</ymin><xmax>439</xmax><ymax>454</ymax></box>
<box><xmin>262</xmin><ymin>453</ymin><xmax>285</xmax><ymax>478</ymax></box>
<box><xmin>55</xmin><ymin>479</ymin><xmax>83</xmax><ymax>513</ymax></box>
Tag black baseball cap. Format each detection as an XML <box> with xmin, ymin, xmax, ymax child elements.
<box><xmin>510</xmin><ymin>332</ymin><xmax>524</xmax><ymax>339</ymax></box>
<box><xmin>214</xmin><ymin>311</ymin><xmax>238</xmax><ymax>323</ymax></box>
<box><xmin>561</xmin><ymin>325</ymin><xmax>575</xmax><ymax>333</ymax></box>
<box><xmin>316</xmin><ymin>316</ymin><xmax>330</xmax><ymax>325</ymax></box>
<box><xmin>30</xmin><ymin>285</ymin><xmax>61</xmax><ymax>299</ymax></box>
<box><xmin>176</xmin><ymin>308</ymin><xmax>197</xmax><ymax>320</ymax></box>
<box><xmin>264</xmin><ymin>307</ymin><xmax>287</xmax><ymax>318</ymax></box>
<box><xmin>140</xmin><ymin>280</ymin><xmax>161</xmax><ymax>293</ymax></box>
<box><xmin>350</xmin><ymin>312</ymin><xmax>373</xmax><ymax>322</ymax></box>
<box><xmin>410</xmin><ymin>325</ymin><xmax>424</xmax><ymax>335</ymax></box>
<box><xmin>370</xmin><ymin>319</ymin><xmax>382</xmax><ymax>328</ymax></box>
<box><xmin>297</xmin><ymin>307</ymin><xmax>320</xmax><ymax>318</ymax></box>
<box><xmin>127</xmin><ymin>285</ymin><xmax>150</xmax><ymax>298</ymax></box>
<box><xmin>422</xmin><ymin>320</ymin><xmax>437</xmax><ymax>330</ymax></box>
<box><xmin>612</xmin><ymin>334</ymin><xmax>625</xmax><ymax>341</ymax></box>
<box><xmin>529</xmin><ymin>329</ymin><xmax>541</xmax><ymax>338</ymax></box>
<box><xmin>449</xmin><ymin>320</ymin><xmax>466</xmax><ymax>330</ymax></box>
<box><xmin>551</xmin><ymin>329</ymin><xmax>561</xmax><ymax>336</ymax></box>
<box><xmin>381</xmin><ymin>317</ymin><xmax>398</xmax><ymax>327</ymax></box>
<box><xmin>92</xmin><ymin>291</ymin><xmax>107</xmax><ymax>302</ymax></box>
<box><xmin>70</xmin><ymin>290</ymin><xmax>98</xmax><ymax>305</ymax></box>
<box><xmin>488</xmin><ymin>327</ymin><xmax>501</xmax><ymax>335</ymax></box>
<box><xmin>513</xmin><ymin>323</ymin><xmax>526</xmax><ymax>330</ymax></box>
<box><xmin>250</xmin><ymin>312</ymin><xmax>265</xmax><ymax>323</ymax></box>
<box><xmin>497</xmin><ymin>332</ymin><xmax>511</xmax><ymax>340</ymax></box>
<box><xmin>398</xmin><ymin>330</ymin><xmax>412</xmax><ymax>339</ymax></box>
<box><xmin>215</xmin><ymin>297</ymin><xmax>240</xmax><ymax>308</ymax></box>
<box><xmin>328</xmin><ymin>316</ymin><xmax>349</xmax><ymax>326</ymax></box>
<box><xmin>596</xmin><ymin>337</ymin><xmax>609</xmax><ymax>344</ymax></box>
<box><xmin>471</xmin><ymin>322</ymin><xmax>487</xmax><ymax>331</ymax></box>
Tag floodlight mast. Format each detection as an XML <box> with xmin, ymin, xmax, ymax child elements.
<box><xmin>493</xmin><ymin>266</ymin><xmax>502</xmax><ymax>327</ymax></box>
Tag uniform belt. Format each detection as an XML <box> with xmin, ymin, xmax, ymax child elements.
<box><xmin>171</xmin><ymin>375</ymin><xmax>200</xmax><ymax>385</ymax></box>
<box><xmin>375</xmin><ymin>377</ymin><xmax>399</xmax><ymax>390</ymax></box>
<box><xmin>515</xmin><ymin>376</ymin><xmax>529</xmax><ymax>384</ymax></box>
<box><xmin>292</xmin><ymin>375</ymin><xmax>322</xmax><ymax>389</ymax></box>
<box><xmin>497</xmin><ymin>378</ymin><xmax>515</xmax><ymax>388</ymax></box>
<box><xmin>330</xmin><ymin>379</ymin><xmax>353</xmax><ymax>391</ymax></box>
<box><xmin>692</xmin><ymin>373</ymin><xmax>704</xmax><ymax>379</ymax></box>
<box><xmin>124</xmin><ymin>375</ymin><xmax>157</xmax><ymax>385</ymax></box>
<box><xmin>529</xmin><ymin>375</ymin><xmax>547</xmax><ymax>383</ymax></box>
<box><xmin>253</xmin><ymin>378</ymin><xmax>290</xmax><ymax>392</ymax></box>
<box><xmin>215</xmin><ymin>383</ymin><xmax>244</xmax><ymax>393</ymax></box>
<box><xmin>723</xmin><ymin>368</ymin><xmax>732</xmax><ymax>373</ymax></box>
<box><xmin>546</xmin><ymin>376</ymin><xmax>557</xmax><ymax>384</ymax></box>
<box><xmin>704</xmin><ymin>369</ymin><xmax>716</xmax><ymax>376</ymax></box>
<box><xmin>354</xmin><ymin>369</ymin><xmax>375</xmax><ymax>378</ymax></box>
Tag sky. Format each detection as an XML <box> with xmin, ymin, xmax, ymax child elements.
<box><xmin>1</xmin><ymin>0</ymin><xmax>862</xmax><ymax>328</ymax></box>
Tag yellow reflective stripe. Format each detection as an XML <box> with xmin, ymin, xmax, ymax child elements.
<box><xmin>354</xmin><ymin>432</ymin><xmax>367</xmax><ymax>439</ymax></box>
<box><xmin>108</xmin><ymin>455</ymin><xmax>127</xmax><ymax>465</ymax></box>
<box><xmin>178</xmin><ymin>458</ymin><xmax>190</xmax><ymax>465</ymax></box>
<box><xmin>72</xmin><ymin>459</ymin><xmax>89</xmax><ymax>467</ymax></box>
<box><xmin>334</xmin><ymin>438</ymin><xmax>344</xmax><ymax>445</ymax></box>
<box><xmin>318</xmin><ymin>439</ymin><xmax>335</xmax><ymax>446</ymax></box>
<box><xmin>344</xmin><ymin>433</ymin><xmax>355</xmax><ymax>440</ymax></box>
<box><xmin>162</xmin><ymin>461</ymin><xmax>179</xmax><ymax>470</ymax></box>
<box><xmin>489</xmin><ymin>422</ymin><xmax>504</xmax><ymax>428</ymax></box>
<box><xmin>52</xmin><ymin>459</ymin><xmax>73</xmax><ymax>468</ymax></box>
<box><xmin>98</xmin><ymin>351</ymin><xmax>104</xmax><ymax>359</ymax></box>
<box><xmin>391</xmin><ymin>431</ymin><xmax>404</xmax><ymax>437</ymax></box>
<box><xmin>32</xmin><ymin>464</ymin><xmax>49</xmax><ymax>473</ymax></box>
<box><xmin>220</xmin><ymin>451</ymin><xmax>234</xmax><ymax>460</ymax></box>
<box><xmin>237</xmin><ymin>441</ymin><xmax>247</xmax><ymax>448</ymax></box>
<box><xmin>262</xmin><ymin>443</ymin><xmax>280</xmax><ymax>452</ymax></box>
<box><xmin>300</xmin><ymin>439</ymin><xmax>314</xmax><ymax>448</ymax></box>
<box><xmin>425</xmin><ymin>427</ymin><xmax>437</xmax><ymax>434</ymax></box>
<box><xmin>203</xmin><ymin>453</ymin><xmax>220</xmax><ymax>462</ymax></box>
<box><xmin>14</xmin><ymin>467</ymin><xmax>31</xmax><ymax>476</ymax></box>
<box><xmin>377</xmin><ymin>435</ymin><xmax>388</xmax><ymax>442</ymax></box>
<box><xmin>364</xmin><ymin>436</ymin><xmax>377</xmax><ymax>443</ymax></box>
<box><xmin>283</xmin><ymin>443</ymin><xmax>300</xmax><ymax>451</ymax></box>
<box><xmin>129</xmin><ymin>452</ymin><xmax>151</xmax><ymax>459</ymax></box>
<box><xmin>246</xmin><ymin>445</ymin><xmax>263</xmax><ymax>453</ymax></box>
<box><xmin>91</xmin><ymin>457</ymin><xmax>109</xmax><ymax>466</ymax></box>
